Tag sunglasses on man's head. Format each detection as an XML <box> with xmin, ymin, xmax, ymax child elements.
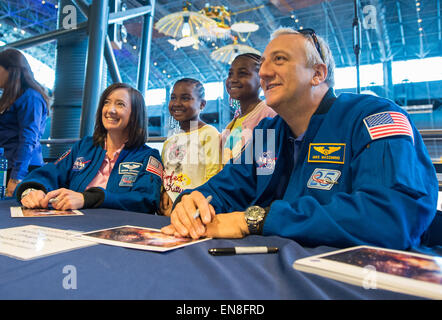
<box><xmin>297</xmin><ymin>28</ymin><xmax>325</xmax><ymax>63</ymax></box>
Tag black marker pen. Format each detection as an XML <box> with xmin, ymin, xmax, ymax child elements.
<box><xmin>208</xmin><ymin>246</ymin><xmax>279</xmax><ymax>256</ymax></box>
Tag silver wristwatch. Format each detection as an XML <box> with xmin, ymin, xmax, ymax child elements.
<box><xmin>244</xmin><ymin>205</ymin><xmax>266</xmax><ymax>235</ymax></box>
<box><xmin>21</xmin><ymin>188</ymin><xmax>38</xmax><ymax>199</ymax></box>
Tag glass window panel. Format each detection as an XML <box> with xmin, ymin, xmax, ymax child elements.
<box><xmin>203</xmin><ymin>82</ymin><xmax>223</xmax><ymax>100</ymax></box>
<box><xmin>146</xmin><ymin>88</ymin><xmax>166</xmax><ymax>106</ymax></box>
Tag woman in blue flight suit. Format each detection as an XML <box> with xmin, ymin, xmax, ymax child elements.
<box><xmin>16</xmin><ymin>83</ymin><xmax>162</xmax><ymax>214</ymax></box>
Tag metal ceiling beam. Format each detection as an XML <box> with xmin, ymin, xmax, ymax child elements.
<box><xmin>0</xmin><ymin>6</ymin><xmax>48</xmax><ymax>33</ymax></box>
<box><xmin>72</xmin><ymin>0</ymin><xmax>122</xmax><ymax>83</ymax></box>
<box><xmin>321</xmin><ymin>2</ymin><xmax>345</xmax><ymax>66</ymax></box>
<box><xmin>137</xmin><ymin>0</ymin><xmax>155</xmax><ymax>94</ymax></box>
<box><xmin>437</xmin><ymin>0</ymin><xmax>441</xmax><ymax>41</ymax></box>
<box><xmin>373</xmin><ymin>0</ymin><xmax>392</xmax><ymax>61</ymax></box>
<box><xmin>70</xmin><ymin>0</ymin><xmax>156</xmax><ymax>92</ymax></box>
<box><xmin>323</xmin><ymin>1</ymin><xmax>352</xmax><ymax>66</ymax></box>
<box><xmin>357</xmin><ymin>0</ymin><xmax>374</xmax><ymax>63</ymax></box>
<box><xmin>395</xmin><ymin>0</ymin><xmax>406</xmax><ymax>57</ymax></box>
<box><xmin>372</xmin><ymin>0</ymin><xmax>393</xmax><ymax>98</ymax></box>
<box><xmin>0</xmin><ymin>1</ymin><xmax>56</xmax><ymax>35</ymax></box>
<box><xmin>105</xmin><ymin>36</ymin><xmax>123</xmax><ymax>83</ymax></box>
<box><xmin>148</xmin><ymin>65</ymin><xmax>167</xmax><ymax>88</ymax></box>
<box><xmin>0</xmin><ymin>7</ymin><xmax>30</xmax><ymax>21</ymax></box>
<box><xmin>198</xmin><ymin>48</ymin><xmax>226</xmax><ymax>82</ymax></box>
<box><xmin>5</xmin><ymin>21</ymin><xmax>88</xmax><ymax>49</ymax></box>
<box><xmin>248</xmin><ymin>0</ymin><xmax>277</xmax><ymax>33</ymax></box>
<box><xmin>108</xmin><ymin>4</ymin><xmax>152</xmax><ymax>25</ymax></box>
<box><xmin>352</xmin><ymin>0</ymin><xmax>362</xmax><ymax>93</ymax></box>
<box><xmin>154</xmin><ymin>42</ymin><xmax>184</xmax><ymax>79</ymax></box>
<box><xmin>19</xmin><ymin>16</ymin><xmax>56</xmax><ymax>31</ymax></box>
<box><xmin>79</xmin><ymin>0</ymin><xmax>109</xmax><ymax>138</ymax></box>
<box><xmin>177</xmin><ymin>48</ymin><xmax>208</xmax><ymax>83</ymax></box>
<box><xmin>0</xmin><ymin>1</ymin><xmax>8</xmax><ymax>14</ymax></box>
<box><xmin>73</xmin><ymin>0</ymin><xmax>155</xmax><ymax>93</ymax></box>
<box><xmin>8</xmin><ymin>4</ymin><xmax>55</xmax><ymax>30</ymax></box>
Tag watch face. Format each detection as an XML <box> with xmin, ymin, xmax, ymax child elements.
<box><xmin>247</xmin><ymin>206</ymin><xmax>265</xmax><ymax>220</ymax></box>
<box><xmin>245</xmin><ymin>206</ymin><xmax>265</xmax><ymax>235</ymax></box>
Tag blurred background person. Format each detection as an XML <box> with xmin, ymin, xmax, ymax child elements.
<box><xmin>0</xmin><ymin>48</ymin><xmax>50</xmax><ymax>197</ymax></box>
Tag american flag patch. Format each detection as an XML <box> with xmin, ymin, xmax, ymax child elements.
<box><xmin>146</xmin><ymin>156</ymin><xmax>163</xmax><ymax>179</ymax></box>
<box><xmin>363</xmin><ymin>111</ymin><xmax>414</xmax><ymax>142</ymax></box>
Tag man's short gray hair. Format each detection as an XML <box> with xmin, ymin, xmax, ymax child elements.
<box><xmin>271</xmin><ymin>27</ymin><xmax>335</xmax><ymax>87</ymax></box>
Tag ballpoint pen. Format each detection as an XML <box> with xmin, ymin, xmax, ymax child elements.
<box><xmin>193</xmin><ymin>195</ymin><xmax>213</xmax><ymax>219</ymax></box>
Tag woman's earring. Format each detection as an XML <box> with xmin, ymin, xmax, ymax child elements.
<box><xmin>229</xmin><ymin>97</ymin><xmax>241</xmax><ymax>118</ymax></box>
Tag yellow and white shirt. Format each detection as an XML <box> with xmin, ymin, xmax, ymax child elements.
<box><xmin>161</xmin><ymin>124</ymin><xmax>221</xmax><ymax>201</ymax></box>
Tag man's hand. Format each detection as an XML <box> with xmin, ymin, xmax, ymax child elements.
<box><xmin>41</xmin><ymin>188</ymin><xmax>85</xmax><ymax>210</ymax></box>
<box><xmin>162</xmin><ymin>211</ymin><xmax>249</xmax><ymax>239</ymax></box>
<box><xmin>205</xmin><ymin>212</ymin><xmax>250</xmax><ymax>238</ymax></box>
<box><xmin>161</xmin><ymin>191</ymin><xmax>215</xmax><ymax>239</ymax></box>
<box><xmin>161</xmin><ymin>189</ymin><xmax>250</xmax><ymax>239</ymax></box>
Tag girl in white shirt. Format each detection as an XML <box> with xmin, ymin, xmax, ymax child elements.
<box><xmin>160</xmin><ymin>78</ymin><xmax>221</xmax><ymax>215</ymax></box>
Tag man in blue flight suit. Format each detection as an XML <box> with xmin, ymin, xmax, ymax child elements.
<box><xmin>161</xmin><ymin>28</ymin><xmax>438</xmax><ymax>250</ymax></box>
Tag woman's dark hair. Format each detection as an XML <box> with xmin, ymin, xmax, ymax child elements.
<box><xmin>0</xmin><ymin>48</ymin><xmax>50</xmax><ymax>113</ymax></box>
<box><xmin>173</xmin><ymin>78</ymin><xmax>205</xmax><ymax>100</ymax></box>
<box><xmin>93</xmin><ymin>83</ymin><xmax>147</xmax><ymax>149</ymax></box>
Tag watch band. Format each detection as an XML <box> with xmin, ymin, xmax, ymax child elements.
<box><xmin>249</xmin><ymin>220</ymin><xmax>261</xmax><ymax>235</ymax></box>
<box><xmin>15</xmin><ymin>181</ymin><xmax>47</xmax><ymax>202</ymax></box>
<box><xmin>21</xmin><ymin>188</ymin><xmax>38</xmax><ymax>199</ymax></box>
<box><xmin>245</xmin><ymin>206</ymin><xmax>267</xmax><ymax>235</ymax></box>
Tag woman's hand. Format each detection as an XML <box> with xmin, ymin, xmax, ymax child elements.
<box><xmin>159</xmin><ymin>191</ymin><xmax>173</xmax><ymax>216</ymax></box>
<box><xmin>41</xmin><ymin>188</ymin><xmax>85</xmax><ymax>210</ymax></box>
<box><xmin>20</xmin><ymin>189</ymin><xmax>46</xmax><ymax>208</ymax></box>
<box><xmin>6</xmin><ymin>179</ymin><xmax>21</xmax><ymax>197</ymax></box>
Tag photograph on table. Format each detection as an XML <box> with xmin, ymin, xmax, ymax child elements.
<box><xmin>78</xmin><ymin>225</ymin><xmax>211</xmax><ymax>252</ymax></box>
<box><xmin>10</xmin><ymin>206</ymin><xmax>84</xmax><ymax>217</ymax></box>
<box><xmin>293</xmin><ymin>245</ymin><xmax>442</xmax><ymax>300</ymax></box>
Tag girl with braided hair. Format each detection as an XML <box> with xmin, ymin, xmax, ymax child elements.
<box><xmin>221</xmin><ymin>53</ymin><xmax>276</xmax><ymax>165</ymax></box>
<box><xmin>160</xmin><ymin>78</ymin><xmax>221</xmax><ymax>215</ymax></box>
